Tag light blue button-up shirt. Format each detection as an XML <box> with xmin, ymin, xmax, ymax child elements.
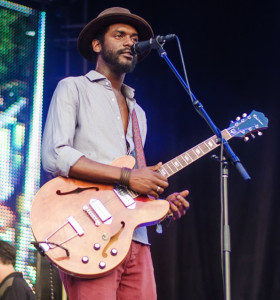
<box><xmin>42</xmin><ymin>70</ymin><xmax>149</xmax><ymax>244</ymax></box>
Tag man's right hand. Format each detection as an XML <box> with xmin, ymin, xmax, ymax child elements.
<box><xmin>129</xmin><ymin>162</ymin><xmax>169</xmax><ymax>198</ymax></box>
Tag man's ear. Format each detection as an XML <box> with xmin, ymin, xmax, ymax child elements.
<box><xmin>92</xmin><ymin>39</ymin><xmax>101</xmax><ymax>54</ymax></box>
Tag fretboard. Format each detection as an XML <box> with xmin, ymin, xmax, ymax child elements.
<box><xmin>124</xmin><ymin>129</ymin><xmax>232</xmax><ymax>199</ymax></box>
<box><xmin>158</xmin><ymin>129</ymin><xmax>232</xmax><ymax>179</ymax></box>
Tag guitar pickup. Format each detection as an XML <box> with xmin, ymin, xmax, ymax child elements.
<box><xmin>113</xmin><ymin>186</ymin><xmax>136</xmax><ymax>209</ymax></box>
<box><xmin>89</xmin><ymin>199</ymin><xmax>112</xmax><ymax>224</ymax></box>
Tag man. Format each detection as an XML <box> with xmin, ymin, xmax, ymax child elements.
<box><xmin>0</xmin><ymin>240</ymin><xmax>35</xmax><ymax>300</ymax></box>
<box><xmin>42</xmin><ymin>7</ymin><xmax>189</xmax><ymax>300</ymax></box>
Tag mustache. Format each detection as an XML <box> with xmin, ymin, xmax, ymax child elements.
<box><xmin>117</xmin><ymin>48</ymin><xmax>135</xmax><ymax>56</ymax></box>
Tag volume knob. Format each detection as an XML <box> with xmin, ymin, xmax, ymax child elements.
<box><xmin>111</xmin><ymin>248</ymin><xmax>118</xmax><ymax>256</ymax></box>
<box><xmin>99</xmin><ymin>261</ymin><xmax>106</xmax><ymax>269</ymax></box>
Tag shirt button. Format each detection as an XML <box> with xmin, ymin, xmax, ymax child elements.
<box><xmin>121</xmin><ymin>135</ymin><xmax>125</xmax><ymax>139</ymax></box>
<box><xmin>105</xmin><ymin>81</ymin><xmax>109</xmax><ymax>85</ymax></box>
<box><xmin>112</xmin><ymin>98</ymin><xmax>115</xmax><ymax>101</ymax></box>
<box><xmin>117</xmin><ymin>116</ymin><xmax>120</xmax><ymax>120</ymax></box>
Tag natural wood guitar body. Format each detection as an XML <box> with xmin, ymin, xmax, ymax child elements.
<box><xmin>31</xmin><ymin>156</ymin><xmax>169</xmax><ymax>278</ymax></box>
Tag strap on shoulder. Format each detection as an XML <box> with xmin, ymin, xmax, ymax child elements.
<box><xmin>0</xmin><ymin>277</ymin><xmax>14</xmax><ymax>297</ymax></box>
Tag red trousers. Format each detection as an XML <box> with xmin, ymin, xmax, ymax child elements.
<box><xmin>59</xmin><ymin>241</ymin><xmax>157</xmax><ymax>300</ymax></box>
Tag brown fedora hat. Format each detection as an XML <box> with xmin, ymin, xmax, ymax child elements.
<box><xmin>77</xmin><ymin>7</ymin><xmax>154</xmax><ymax>62</ymax></box>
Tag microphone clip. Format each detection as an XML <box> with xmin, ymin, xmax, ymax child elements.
<box><xmin>132</xmin><ymin>34</ymin><xmax>176</xmax><ymax>56</ymax></box>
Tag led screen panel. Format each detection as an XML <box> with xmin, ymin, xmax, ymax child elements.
<box><xmin>0</xmin><ymin>0</ymin><xmax>45</xmax><ymax>291</ymax></box>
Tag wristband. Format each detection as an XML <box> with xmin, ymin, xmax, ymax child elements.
<box><xmin>119</xmin><ymin>167</ymin><xmax>131</xmax><ymax>187</ymax></box>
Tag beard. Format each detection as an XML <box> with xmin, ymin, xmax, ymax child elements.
<box><xmin>100</xmin><ymin>45</ymin><xmax>138</xmax><ymax>73</ymax></box>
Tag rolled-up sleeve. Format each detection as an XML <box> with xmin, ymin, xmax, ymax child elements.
<box><xmin>42</xmin><ymin>79</ymin><xmax>85</xmax><ymax>177</ymax></box>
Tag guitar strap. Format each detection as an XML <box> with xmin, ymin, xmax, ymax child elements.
<box><xmin>132</xmin><ymin>109</ymin><xmax>164</xmax><ymax>234</ymax></box>
<box><xmin>0</xmin><ymin>277</ymin><xmax>14</xmax><ymax>297</ymax></box>
<box><xmin>131</xmin><ymin>109</ymin><xmax>146</xmax><ymax>168</ymax></box>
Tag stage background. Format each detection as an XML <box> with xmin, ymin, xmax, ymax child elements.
<box><xmin>5</xmin><ymin>0</ymin><xmax>280</xmax><ymax>299</ymax></box>
<box><xmin>0</xmin><ymin>0</ymin><xmax>45</xmax><ymax>294</ymax></box>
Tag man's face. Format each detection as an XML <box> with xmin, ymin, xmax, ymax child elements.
<box><xmin>99</xmin><ymin>23</ymin><xmax>138</xmax><ymax>73</ymax></box>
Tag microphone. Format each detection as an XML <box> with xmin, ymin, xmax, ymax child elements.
<box><xmin>132</xmin><ymin>34</ymin><xmax>176</xmax><ymax>55</ymax></box>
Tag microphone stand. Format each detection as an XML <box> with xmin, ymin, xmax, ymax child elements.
<box><xmin>154</xmin><ymin>42</ymin><xmax>250</xmax><ymax>300</ymax></box>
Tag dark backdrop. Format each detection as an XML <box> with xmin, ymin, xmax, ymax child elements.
<box><xmin>21</xmin><ymin>0</ymin><xmax>280</xmax><ymax>299</ymax></box>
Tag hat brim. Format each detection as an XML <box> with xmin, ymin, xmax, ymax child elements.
<box><xmin>78</xmin><ymin>12</ymin><xmax>154</xmax><ymax>63</ymax></box>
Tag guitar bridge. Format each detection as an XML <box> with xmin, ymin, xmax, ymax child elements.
<box><xmin>113</xmin><ymin>186</ymin><xmax>136</xmax><ymax>209</ymax></box>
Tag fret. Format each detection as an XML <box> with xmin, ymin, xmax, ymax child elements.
<box><xmin>165</xmin><ymin>162</ymin><xmax>176</xmax><ymax>174</ymax></box>
<box><xmin>172</xmin><ymin>158</ymin><xmax>183</xmax><ymax>170</ymax></box>
<box><xmin>202</xmin><ymin>139</ymin><xmax>212</xmax><ymax>151</ymax></box>
<box><xmin>192</xmin><ymin>146</ymin><xmax>204</xmax><ymax>157</ymax></box>
<box><xmin>199</xmin><ymin>142</ymin><xmax>209</xmax><ymax>153</ymax></box>
<box><xmin>158</xmin><ymin>168</ymin><xmax>167</xmax><ymax>177</ymax></box>
<box><xmin>165</xmin><ymin>159</ymin><xmax>181</xmax><ymax>175</ymax></box>
<box><xmin>189</xmin><ymin>150</ymin><xmax>199</xmax><ymax>160</ymax></box>
<box><xmin>206</xmin><ymin>138</ymin><xmax>216</xmax><ymax>149</ymax></box>
<box><xmin>181</xmin><ymin>152</ymin><xmax>193</xmax><ymax>164</ymax></box>
<box><xmin>177</xmin><ymin>156</ymin><xmax>187</xmax><ymax>168</ymax></box>
<box><xmin>159</xmin><ymin>165</ymin><xmax>171</xmax><ymax>178</ymax></box>
<box><xmin>169</xmin><ymin>159</ymin><xmax>180</xmax><ymax>171</ymax></box>
<box><xmin>222</xmin><ymin>130</ymin><xmax>231</xmax><ymax>140</ymax></box>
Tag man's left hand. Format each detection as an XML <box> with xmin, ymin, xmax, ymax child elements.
<box><xmin>166</xmin><ymin>190</ymin><xmax>190</xmax><ymax>221</ymax></box>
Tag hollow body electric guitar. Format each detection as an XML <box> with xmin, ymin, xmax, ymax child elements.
<box><xmin>31</xmin><ymin>110</ymin><xmax>268</xmax><ymax>278</ymax></box>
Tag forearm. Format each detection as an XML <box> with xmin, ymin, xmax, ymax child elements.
<box><xmin>68</xmin><ymin>157</ymin><xmax>169</xmax><ymax>198</ymax></box>
<box><xmin>69</xmin><ymin>156</ymin><xmax>122</xmax><ymax>184</ymax></box>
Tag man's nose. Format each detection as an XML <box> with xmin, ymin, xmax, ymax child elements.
<box><xmin>123</xmin><ymin>36</ymin><xmax>135</xmax><ymax>46</ymax></box>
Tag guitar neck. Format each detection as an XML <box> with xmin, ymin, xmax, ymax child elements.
<box><xmin>125</xmin><ymin>109</ymin><xmax>268</xmax><ymax>197</ymax></box>
<box><xmin>158</xmin><ymin>129</ymin><xmax>232</xmax><ymax>179</ymax></box>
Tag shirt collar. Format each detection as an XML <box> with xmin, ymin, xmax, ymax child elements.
<box><xmin>85</xmin><ymin>70</ymin><xmax>135</xmax><ymax>99</ymax></box>
<box><xmin>85</xmin><ymin>70</ymin><xmax>106</xmax><ymax>82</ymax></box>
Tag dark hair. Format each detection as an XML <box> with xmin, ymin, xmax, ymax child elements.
<box><xmin>0</xmin><ymin>240</ymin><xmax>16</xmax><ymax>266</ymax></box>
<box><xmin>88</xmin><ymin>25</ymin><xmax>110</xmax><ymax>62</ymax></box>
